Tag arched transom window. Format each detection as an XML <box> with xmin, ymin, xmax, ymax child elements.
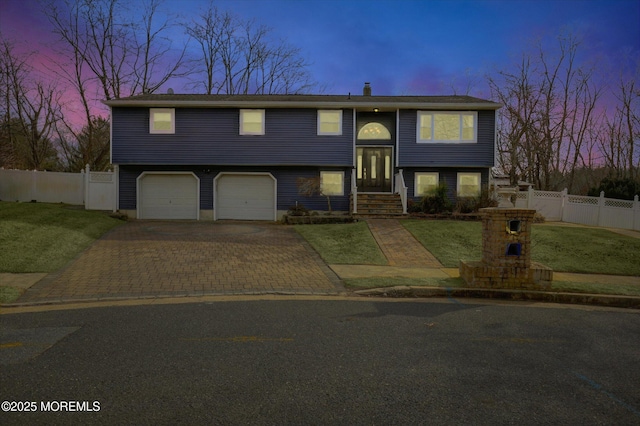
<box><xmin>358</xmin><ymin>122</ymin><xmax>391</xmax><ymax>140</ymax></box>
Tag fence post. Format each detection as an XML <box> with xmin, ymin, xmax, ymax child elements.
<box><xmin>634</xmin><ymin>195</ymin><xmax>639</xmax><ymax>231</ymax></box>
<box><xmin>527</xmin><ymin>186</ymin><xmax>533</xmax><ymax>208</ymax></box>
<box><xmin>84</xmin><ymin>164</ymin><xmax>90</xmax><ymax>210</ymax></box>
<box><xmin>597</xmin><ymin>191</ymin><xmax>605</xmax><ymax>227</ymax></box>
<box><xmin>560</xmin><ymin>188</ymin><xmax>568</xmax><ymax>222</ymax></box>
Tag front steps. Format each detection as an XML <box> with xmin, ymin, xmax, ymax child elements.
<box><xmin>352</xmin><ymin>193</ymin><xmax>406</xmax><ymax>216</ymax></box>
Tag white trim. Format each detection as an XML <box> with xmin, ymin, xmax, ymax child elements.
<box><xmin>317</xmin><ymin>110</ymin><xmax>343</xmax><ymax>135</ymax></box>
<box><xmin>149</xmin><ymin>108</ymin><xmax>175</xmax><ymax>134</ymax></box>
<box><xmin>213</xmin><ymin>172</ymin><xmax>277</xmax><ymax>221</ymax></box>
<box><xmin>106</xmin><ymin>99</ymin><xmax>501</xmax><ymax>111</ymax></box>
<box><xmin>352</xmin><ymin>109</ymin><xmax>357</xmax><ymax>169</ymax></box>
<box><xmin>239</xmin><ymin>109</ymin><xmax>265</xmax><ymax>135</ymax></box>
<box><xmin>136</xmin><ymin>171</ymin><xmax>200</xmax><ymax>220</ymax></box>
<box><xmin>416</xmin><ymin>111</ymin><xmax>477</xmax><ymax>144</ymax></box>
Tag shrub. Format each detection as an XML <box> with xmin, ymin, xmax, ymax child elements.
<box><xmin>287</xmin><ymin>203</ymin><xmax>310</xmax><ymax>216</ymax></box>
<box><xmin>588</xmin><ymin>177</ymin><xmax>640</xmax><ymax>200</ymax></box>
<box><xmin>407</xmin><ymin>199</ymin><xmax>422</xmax><ymax>213</ymax></box>
<box><xmin>454</xmin><ymin>186</ymin><xmax>497</xmax><ymax>213</ymax></box>
<box><xmin>420</xmin><ymin>183</ymin><xmax>452</xmax><ymax>214</ymax></box>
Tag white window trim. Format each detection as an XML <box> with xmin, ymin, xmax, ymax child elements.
<box><xmin>457</xmin><ymin>172</ymin><xmax>482</xmax><ymax>197</ymax></box>
<box><xmin>414</xmin><ymin>172</ymin><xmax>439</xmax><ymax>197</ymax></box>
<box><xmin>150</xmin><ymin>108</ymin><xmax>175</xmax><ymax>134</ymax></box>
<box><xmin>317</xmin><ymin>110</ymin><xmax>343</xmax><ymax>135</ymax></box>
<box><xmin>240</xmin><ymin>109</ymin><xmax>265</xmax><ymax>135</ymax></box>
<box><xmin>320</xmin><ymin>171</ymin><xmax>345</xmax><ymax>196</ymax></box>
<box><xmin>417</xmin><ymin>111</ymin><xmax>477</xmax><ymax>144</ymax></box>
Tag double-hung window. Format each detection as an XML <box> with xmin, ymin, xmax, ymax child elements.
<box><xmin>150</xmin><ymin>108</ymin><xmax>175</xmax><ymax>134</ymax></box>
<box><xmin>457</xmin><ymin>172</ymin><xmax>481</xmax><ymax>197</ymax></box>
<box><xmin>417</xmin><ymin>112</ymin><xmax>477</xmax><ymax>143</ymax></box>
<box><xmin>240</xmin><ymin>109</ymin><xmax>265</xmax><ymax>135</ymax></box>
<box><xmin>318</xmin><ymin>110</ymin><xmax>342</xmax><ymax>135</ymax></box>
<box><xmin>320</xmin><ymin>171</ymin><xmax>344</xmax><ymax>196</ymax></box>
<box><xmin>414</xmin><ymin>172</ymin><xmax>439</xmax><ymax>196</ymax></box>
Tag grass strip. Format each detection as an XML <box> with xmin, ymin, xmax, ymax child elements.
<box><xmin>0</xmin><ymin>286</ymin><xmax>23</xmax><ymax>304</ymax></box>
<box><xmin>294</xmin><ymin>221</ymin><xmax>387</xmax><ymax>265</ymax></box>
<box><xmin>0</xmin><ymin>202</ymin><xmax>123</xmax><ymax>273</ymax></box>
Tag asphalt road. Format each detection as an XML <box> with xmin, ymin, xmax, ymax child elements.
<box><xmin>1</xmin><ymin>299</ymin><xmax>639</xmax><ymax>425</ymax></box>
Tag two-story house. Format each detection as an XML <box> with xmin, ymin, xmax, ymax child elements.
<box><xmin>104</xmin><ymin>84</ymin><xmax>501</xmax><ymax>220</ymax></box>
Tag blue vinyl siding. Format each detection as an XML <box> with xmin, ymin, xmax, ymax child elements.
<box><xmin>112</xmin><ymin>107</ymin><xmax>353</xmax><ymax>166</ymax></box>
<box><xmin>397</xmin><ymin>110</ymin><xmax>495</xmax><ymax>167</ymax></box>
<box><xmin>119</xmin><ymin>165</ymin><xmax>350</xmax><ymax>213</ymax></box>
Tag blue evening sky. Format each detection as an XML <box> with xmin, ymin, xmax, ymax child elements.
<box><xmin>1</xmin><ymin>0</ymin><xmax>638</xmax><ymax>97</ymax></box>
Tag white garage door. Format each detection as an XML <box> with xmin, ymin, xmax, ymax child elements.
<box><xmin>216</xmin><ymin>174</ymin><xmax>276</xmax><ymax>220</ymax></box>
<box><xmin>139</xmin><ymin>173</ymin><xmax>198</xmax><ymax>219</ymax></box>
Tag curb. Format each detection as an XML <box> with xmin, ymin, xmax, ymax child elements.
<box><xmin>2</xmin><ymin>288</ymin><xmax>639</xmax><ymax>311</ymax></box>
<box><xmin>0</xmin><ymin>290</ymin><xmax>351</xmax><ymax>310</ymax></box>
<box><xmin>354</xmin><ymin>286</ymin><xmax>640</xmax><ymax>309</ymax></box>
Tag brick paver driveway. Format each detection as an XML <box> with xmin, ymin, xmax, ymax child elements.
<box><xmin>18</xmin><ymin>222</ymin><xmax>343</xmax><ymax>303</ymax></box>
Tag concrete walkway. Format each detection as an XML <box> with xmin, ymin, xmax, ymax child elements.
<box><xmin>366</xmin><ymin>219</ymin><xmax>443</xmax><ymax>268</ymax></box>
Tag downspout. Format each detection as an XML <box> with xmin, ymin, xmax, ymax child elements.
<box><xmin>109</xmin><ymin>105</ymin><xmax>119</xmax><ymax>213</ymax></box>
<box><xmin>352</xmin><ymin>108</ymin><xmax>357</xmax><ymax>214</ymax></box>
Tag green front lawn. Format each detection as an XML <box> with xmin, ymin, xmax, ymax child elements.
<box><xmin>0</xmin><ymin>202</ymin><xmax>123</xmax><ymax>273</ymax></box>
<box><xmin>294</xmin><ymin>219</ymin><xmax>640</xmax><ymax>276</ymax></box>
<box><xmin>401</xmin><ymin>219</ymin><xmax>640</xmax><ymax>276</ymax></box>
<box><xmin>294</xmin><ymin>221</ymin><xmax>387</xmax><ymax>265</ymax></box>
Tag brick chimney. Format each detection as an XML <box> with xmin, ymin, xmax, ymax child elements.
<box><xmin>363</xmin><ymin>82</ymin><xmax>371</xmax><ymax>96</ymax></box>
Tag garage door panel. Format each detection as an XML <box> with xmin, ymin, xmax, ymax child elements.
<box><xmin>216</xmin><ymin>175</ymin><xmax>275</xmax><ymax>221</ymax></box>
<box><xmin>140</xmin><ymin>174</ymin><xmax>198</xmax><ymax>220</ymax></box>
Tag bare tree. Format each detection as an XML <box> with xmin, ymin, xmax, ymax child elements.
<box><xmin>186</xmin><ymin>2</ymin><xmax>315</xmax><ymax>95</ymax></box>
<box><xmin>130</xmin><ymin>0</ymin><xmax>190</xmax><ymax>95</ymax></box>
<box><xmin>489</xmin><ymin>32</ymin><xmax>603</xmax><ymax>191</ymax></box>
<box><xmin>57</xmin><ymin>116</ymin><xmax>110</xmax><ymax>171</ymax></box>
<box><xmin>489</xmin><ymin>55</ymin><xmax>542</xmax><ymax>187</ymax></box>
<box><xmin>42</xmin><ymin>0</ymin><xmax>189</xmax><ymax>171</ymax></box>
<box><xmin>45</xmin><ymin>0</ymin><xmax>188</xmax><ymax>100</ymax></box>
<box><xmin>600</xmin><ymin>72</ymin><xmax>640</xmax><ymax>180</ymax></box>
<box><xmin>0</xmin><ymin>36</ymin><xmax>61</xmax><ymax>170</ymax></box>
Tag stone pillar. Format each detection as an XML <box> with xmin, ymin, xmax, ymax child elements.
<box><xmin>459</xmin><ymin>208</ymin><xmax>552</xmax><ymax>289</ymax></box>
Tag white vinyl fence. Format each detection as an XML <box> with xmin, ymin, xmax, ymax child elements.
<box><xmin>502</xmin><ymin>187</ymin><xmax>640</xmax><ymax>231</ymax></box>
<box><xmin>0</xmin><ymin>165</ymin><xmax>116</xmax><ymax>211</ymax></box>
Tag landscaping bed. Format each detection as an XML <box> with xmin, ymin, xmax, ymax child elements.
<box><xmin>284</xmin><ymin>214</ymin><xmax>356</xmax><ymax>224</ymax></box>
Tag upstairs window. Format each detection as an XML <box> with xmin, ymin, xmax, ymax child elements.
<box><xmin>318</xmin><ymin>110</ymin><xmax>342</xmax><ymax>135</ymax></box>
<box><xmin>240</xmin><ymin>109</ymin><xmax>265</xmax><ymax>135</ymax></box>
<box><xmin>415</xmin><ymin>172</ymin><xmax>439</xmax><ymax>196</ymax></box>
<box><xmin>150</xmin><ymin>108</ymin><xmax>175</xmax><ymax>134</ymax></box>
<box><xmin>417</xmin><ymin>112</ymin><xmax>476</xmax><ymax>143</ymax></box>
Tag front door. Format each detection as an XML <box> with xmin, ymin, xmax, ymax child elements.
<box><xmin>356</xmin><ymin>147</ymin><xmax>392</xmax><ymax>192</ymax></box>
